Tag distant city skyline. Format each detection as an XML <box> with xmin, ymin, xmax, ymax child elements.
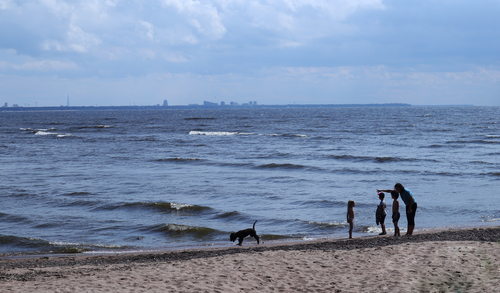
<box><xmin>1</xmin><ymin>1</ymin><xmax>499</xmax><ymax>107</ymax></box>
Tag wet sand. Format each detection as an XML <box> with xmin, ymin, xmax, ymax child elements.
<box><xmin>1</xmin><ymin>226</ymin><xmax>499</xmax><ymax>292</ymax></box>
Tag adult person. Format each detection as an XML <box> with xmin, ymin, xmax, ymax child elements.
<box><xmin>378</xmin><ymin>183</ymin><xmax>417</xmax><ymax>236</ymax></box>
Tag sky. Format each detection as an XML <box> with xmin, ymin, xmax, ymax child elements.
<box><xmin>0</xmin><ymin>0</ymin><xmax>499</xmax><ymax>107</ymax></box>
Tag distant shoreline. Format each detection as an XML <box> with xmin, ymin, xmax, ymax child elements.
<box><xmin>0</xmin><ymin>103</ymin><xmax>458</xmax><ymax>112</ymax></box>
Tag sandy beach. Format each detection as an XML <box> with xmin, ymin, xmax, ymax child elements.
<box><xmin>1</xmin><ymin>227</ymin><xmax>499</xmax><ymax>292</ymax></box>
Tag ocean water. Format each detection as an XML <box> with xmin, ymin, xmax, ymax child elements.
<box><xmin>0</xmin><ymin>106</ymin><xmax>499</xmax><ymax>255</ymax></box>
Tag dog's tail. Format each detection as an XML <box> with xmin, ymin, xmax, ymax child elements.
<box><xmin>253</xmin><ymin>220</ymin><xmax>257</xmax><ymax>230</ymax></box>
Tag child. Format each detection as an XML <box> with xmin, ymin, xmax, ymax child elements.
<box><xmin>347</xmin><ymin>200</ymin><xmax>355</xmax><ymax>239</ymax></box>
<box><xmin>376</xmin><ymin>192</ymin><xmax>387</xmax><ymax>235</ymax></box>
<box><xmin>391</xmin><ymin>191</ymin><xmax>401</xmax><ymax>237</ymax></box>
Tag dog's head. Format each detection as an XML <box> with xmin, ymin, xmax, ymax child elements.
<box><xmin>230</xmin><ymin>233</ymin><xmax>237</xmax><ymax>242</ymax></box>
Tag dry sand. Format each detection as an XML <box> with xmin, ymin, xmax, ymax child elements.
<box><xmin>1</xmin><ymin>227</ymin><xmax>499</xmax><ymax>292</ymax></box>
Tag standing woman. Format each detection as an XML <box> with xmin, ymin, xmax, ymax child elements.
<box><xmin>378</xmin><ymin>183</ymin><xmax>417</xmax><ymax>235</ymax></box>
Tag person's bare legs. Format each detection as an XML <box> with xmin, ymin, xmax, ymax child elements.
<box><xmin>407</xmin><ymin>225</ymin><xmax>414</xmax><ymax>235</ymax></box>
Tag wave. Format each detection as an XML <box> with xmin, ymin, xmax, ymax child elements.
<box><xmin>256</xmin><ymin>163</ymin><xmax>310</xmax><ymax>170</ymax></box>
<box><xmin>447</xmin><ymin>139</ymin><xmax>498</xmax><ymax>144</ymax></box>
<box><xmin>34</xmin><ymin>131</ymin><xmax>59</xmax><ymax>136</ymax></box>
<box><xmin>294</xmin><ymin>199</ymin><xmax>347</xmax><ymax>209</ymax></box>
<box><xmin>156</xmin><ymin>158</ymin><xmax>262</xmax><ymax>171</ymax></box>
<box><xmin>306</xmin><ymin>220</ymin><xmax>346</xmax><ymax>228</ymax></box>
<box><xmin>469</xmin><ymin>161</ymin><xmax>495</xmax><ymax>165</ymax></box>
<box><xmin>0</xmin><ymin>212</ymin><xmax>32</xmax><ymax>224</ymax></box>
<box><xmin>73</xmin><ymin>125</ymin><xmax>113</xmax><ymax>130</ymax></box>
<box><xmin>184</xmin><ymin>117</ymin><xmax>215</xmax><ymax>120</ymax></box>
<box><xmin>148</xmin><ymin>224</ymin><xmax>222</xmax><ymax>239</ymax></box>
<box><xmin>58</xmin><ymin>199</ymin><xmax>98</xmax><ymax>208</ymax></box>
<box><xmin>213</xmin><ymin>211</ymin><xmax>242</xmax><ymax>219</ymax></box>
<box><xmin>66</xmin><ymin>192</ymin><xmax>92</xmax><ymax>196</ymax></box>
<box><xmin>0</xmin><ymin>235</ymin><xmax>126</xmax><ymax>255</ymax></box>
<box><xmin>156</xmin><ymin>157</ymin><xmax>258</xmax><ymax>169</ymax></box>
<box><xmin>260</xmin><ymin>234</ymin><xmax>303</xmax><ymax>240</ymax></box>
<box><xmin>189</xmin><ymin>131</ymin><xmax>308</xmax><ymax>137</ymax></box>
<box><xmin>425</xmin><ymin>128</ymin><xmax>453</xmax><ymax>132</ymax></box>
<box><xmin>189</xmin><ymin>131</ymin><xmax>239</xmax><ymax>136</ymax></box>
<box><xmin>480</xmin><ymin>172</ymin><xmax>500</xmax><ymax>177</ymax></box>
<box><xmin>329</xmin><ymin>154</ymin><xmax>428</xmax><ymax>163</ymax></box>
<box><xmin>0</xmin><ymin>235</ymin><xmax>52</xmax><ymax>252</ymax></box>
<box><xmin>6</xmin><ymin>191</ymin><xmax>34</xmax><ymax>198</ymax></box>
<box><xmin>95</xmin><ymin>201</ymin><xmax>213</xmax><ymax>214</ymax></box>
<box><xmin>156</xmin><ymin>157</ymin><xmax>203</xmax><ymax>163</ymax></box>
<box><xmin>34</xmin><ymin>131</ymin><xmax>73</xmax><ymax>138</ymax></box>
<box><xmin>134</xmin><ymin>136</ymin><xmax>159</xmax><ymax>142</ymax></box>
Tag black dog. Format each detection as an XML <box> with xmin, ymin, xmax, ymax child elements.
<box><xmin>230</xmin><ymin>220</ymin><xmax>260</xmax><ymax>246</ymax></box>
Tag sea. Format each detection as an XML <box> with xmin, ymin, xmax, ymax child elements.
<box><xmin>0</xmin><ymin>106</ymin><xmax>499</xmax><ymax>255</ymax></box>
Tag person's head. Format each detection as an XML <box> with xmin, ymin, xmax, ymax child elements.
<box><xmin>348</xmin><ymin>200</ymin><xmax>355</xmax><ymax>208</ymax></box>
<box><xmin>378</xmin><ymin>192</ymin><xmax>385</xmax><ymax>200</ymax></box>
<box><xmin>391</xmin><ymin>191</ymin><xmax>399</xmax><ymax>200</ymax></box>
<box><xmin>394</xmin><ymin>183</ymin><xmax>404</xmax><ymax>193</ymax></box>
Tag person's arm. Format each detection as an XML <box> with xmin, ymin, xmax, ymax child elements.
<box><xmin>377</xmin><ymin>189</ymin><xmax>395</xmax><ymax>193</ymax></box>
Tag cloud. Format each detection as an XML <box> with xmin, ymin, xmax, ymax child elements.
<box><xmin>41</xmin><ymin>24</ymin><xmax>101</xmax><ymax>53</ymax></box>
<box><xmin>0</xmin><ymin>0</ymin><xmax>498</xmax><ymax>106</ymax></box>
<box><xmin>0</xmin><ymin>59</ymin><xmax>78</xmax><ymax>71</ymax></box>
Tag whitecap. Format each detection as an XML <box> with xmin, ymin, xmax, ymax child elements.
<box><xmin>189</xmin><ymin>131</ymin><xmax>238</xmax><ymax>136</ymax></box>
<box><xmin>35</xmin><ymin>131</ymin><xmax>58</xmax><ymax>136</ymax></box>
<box><xmin>481</xmin><ymin>218</ymin><xmax>500</xmax><ymax>222</ymax></box>
<box><xmin>170</xmin><ymin>202</ymin><xmax>193</xmax><ymax>210</ymax></box>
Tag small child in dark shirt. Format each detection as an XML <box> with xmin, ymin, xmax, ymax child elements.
<box><xmin>347</xmin><ymin>200</ymin><xmax>355</xmax><ymax>239</ymax></box>
<box><xmin>376</xmin><ymin>192</ymin><xmax>387</xmax><ymax>235</ymax></box>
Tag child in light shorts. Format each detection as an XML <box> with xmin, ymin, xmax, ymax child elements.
<box><xmin>391</xmin><ymin>191</ymin><xmax>400</xmax><ymax>237</ymax></box>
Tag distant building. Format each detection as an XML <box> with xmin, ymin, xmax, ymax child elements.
<box><xmin>220</xmin><ymin>101</ymin><xmax>225</xmax><ymax>106</ymax></box>
<box><xmin>163</xmin><ymin>100</ymin><xmax>168</xmax><ymax>106</ymax></box>
<box><xmin>203</xmin><ymin>101</ymin><xmax>218</xmax><ymax>106</ymax></box>
<box><xmin>230</xmin><ymin>101</ymin><xmax>239</xmax><ymax>106</ymax></box>
<box><xmin>2</xmin><ymin>102</ymin><xmax>7</xmax><ymax>107</ymax></box>
<box><xmin>12</xmin><ymin>104</ymin><xmax>20</xmax><ymax>107</ymax></box>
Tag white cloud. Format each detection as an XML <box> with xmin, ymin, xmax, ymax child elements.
<box><xmin>41</xmin><ymin>24</ymin><xmax>101</xmax><ymax>53</ymax></box>
<box><xmin>163</xmin><ymin>51</ymin><xmax>189</xmax><ymax>63</ymax></box>
<box><xmin>162</xmin><ymin>0</ymin><xmax>226</xmax><ymax>40</ymax></box>
<box><xmin>0</xmin><ymin>0</ymin><xmax>12</xmax><ymax>10</ymax></box>
<box><xmin>0</xmin><ymin>60</ymin><xmax>78</xmax><ymax>71</ymax></box>
<box><xmin>137</xmin><ymin>48</ymin><xmax>156</xmax><ymax>60</ymax></box>
<box><xmin>139</xmin><ymin>21</ymin><xmax>155</xmax><ymax>41</ymax></box>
